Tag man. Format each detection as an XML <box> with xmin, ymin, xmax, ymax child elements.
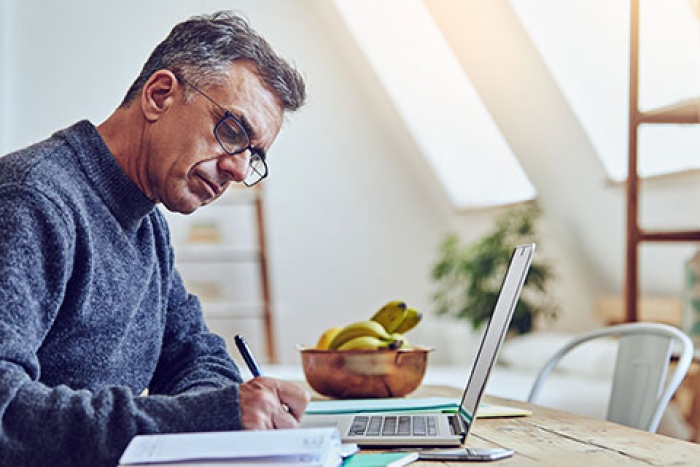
<box><xmin>0</xmin><ymin>11</ymin><xmax>309</xmax><ymax>466</ymax></box>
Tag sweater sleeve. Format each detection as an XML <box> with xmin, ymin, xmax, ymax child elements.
<box><xmin>148</xmin><ymin>265</ymin><xmax>245</xmax><ymax>395</ymax></box>
<box><xmin>0</xmin><ymin>364</ymin><xmax>242</xmax><ymax>467</ymax></box>
<box><xmin>0</xmin><ymin>187</ymin><xmax>243</xmax><ymax>467</ymax></box>
<box><xmin>147</xmin><ymin>205</ymin><xmax>244</xmax><ymax>396</ymax></box>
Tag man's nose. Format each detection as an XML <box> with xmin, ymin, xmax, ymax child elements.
<box><xmin>218</xmin><ymin>151</ymin><xmax>250</xmax><ymax>183</ymax></box>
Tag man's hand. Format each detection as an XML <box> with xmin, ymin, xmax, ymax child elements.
<box><xmin>238</xmin><ymin>376</ymin><xmax>310</xmax><ymax>429</ymax></box>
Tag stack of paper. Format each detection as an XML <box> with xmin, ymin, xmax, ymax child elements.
<box><xmin>118</xmin><ymin>427</ymin><xmax>357</xmax><ymax>467</ymax></box>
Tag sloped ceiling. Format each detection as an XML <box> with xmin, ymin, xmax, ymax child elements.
<box><xmin>424</xmin><ymin>0</ymin><xmax>700</xmax><ymax>299</ymax></box>
<box><xmin>334</xmin><ymin>0</ymin><xmax>700</xmax><ymax>300</ymax></box>
<box><xmin>332</xmin><ymin>0</ymin><xmax>535</xmax><ymax>210</ymax></box>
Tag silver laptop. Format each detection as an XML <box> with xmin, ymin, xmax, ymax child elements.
<box><xmin>302</xmin><ymin>243</ymin><xmax>535</xmax><ymax>448</ymax></box>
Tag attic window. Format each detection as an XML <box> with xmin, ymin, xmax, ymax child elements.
<box><xmin>510</xmin><ymin>0</ymin><xmax>700</xmax><ymax>181</ymax></box>
<box><xmin>333</xmin><ymin>0</ymin><xmax>536</xmax><ymax>209</ymax></box>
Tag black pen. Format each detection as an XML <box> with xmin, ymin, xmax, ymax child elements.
<box><xmin>234</xmin><ymin>334</ymin><xmax>262</xmax><ymax>377</ymax></box>
<box><xmin>234</xmin><ymin>334</ymin><xmax>292</xmax><ymax>414</ymax></box>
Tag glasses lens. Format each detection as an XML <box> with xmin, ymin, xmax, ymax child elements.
<box><xmin>215</xmin><ymin>115</ymin><xmax>249</xmax><ymax>153</ymax></box>
<box><xmin>244</xmin><ymin>154</ymin><xmax>268</xmax><ymax>187</ymax></box>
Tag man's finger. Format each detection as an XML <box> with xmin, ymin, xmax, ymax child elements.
<box><xmin>272</xmin><ymin>404</ymin><xmax>300</xmax><ymax>429</ymax></box>
<box><xmin>276</xmin><ymin>382</ymin><xmax>310</xmax><ymax>421</ymax></box>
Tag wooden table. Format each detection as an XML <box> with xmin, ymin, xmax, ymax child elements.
<box><xmin>363</xmin><ymin>385</ymin><xmax>700</xmax><ymax>466</ymax></box>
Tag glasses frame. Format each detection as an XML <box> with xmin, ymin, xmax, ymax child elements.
<box><xmin>175</xmin><ymin>74</ymin><xmax>268</xmax><ymax>187</ymax></box>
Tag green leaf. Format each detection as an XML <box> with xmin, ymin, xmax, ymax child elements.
<box><xmin>430</xmin><ymin>203</ymin><xmax>558</xmax><ymax>335</ymax></box>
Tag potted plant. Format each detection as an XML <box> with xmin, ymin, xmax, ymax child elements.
<box><xmin>431</xmin><ymin>204</ymin><xmax>557</xmax><ymax>334</ymax></box>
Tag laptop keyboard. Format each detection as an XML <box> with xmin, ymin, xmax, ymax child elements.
<box><xmin>348</xmin><ymin>415</ymin><xmax>438</xmax><ymax>437</ymax></box>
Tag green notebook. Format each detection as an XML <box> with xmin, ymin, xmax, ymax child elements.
<box><xmin>306</xmin><ymin>396</ymin><xmax>531</xmax><ymax>418</ymax></box>
<box><xmin>342</xmin><ymin>452</ymin><xmax>418</xmax><ymax>467</ymax></box>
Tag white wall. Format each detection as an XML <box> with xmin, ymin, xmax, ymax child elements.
<box><xmin>0</xmin><ymin>0</ymin><xmax>13</xmax><ymax>155</ymax></box>
<box><xmin>6</xmin><ymin>0</ymin><xmax>694</xmax><ymax>365</ymax></box>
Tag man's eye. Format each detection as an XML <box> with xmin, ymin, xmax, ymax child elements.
<box><xmin>219</xmin><ymin>122</ymin><xmax>246</xmax><ymax>146</ymax></box>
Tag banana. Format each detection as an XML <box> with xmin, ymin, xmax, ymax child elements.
<box><xmin>390</xmin><ymin>332</ymin><xmax>411</xmax><ymax>349</ymax></box>
<box><xmin>393</xmin><ymin>307</ymin><xmax>423</xmax><ymax>334</ymax></box>
<box><xmin>389</xmin><ymin>332</ymin><xmax>406</xmax><ymax>342</ymax></box>
<box><xmin>336</xmin><ymin>335</ymin><xmax>403</xmax><ymax>351</ymax></box>
<box><xmin>328</xmin><ymin>320</ymin><xmax>392</xmax><ymax>350</ymax></box>
<box><xmin>316</xmin><ymin>326</ymin><xmax>343</xmax><ymax>350</ymax></box>
<box><xmin>370</xmin><ymin>300</ymin><xmax>407</xmax><ymax>333</ymax></box>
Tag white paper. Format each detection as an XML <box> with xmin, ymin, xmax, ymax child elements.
<box><xmin>119</xmin><ymin>427</ymin><xmax>342</xmax><ymax>465</ymax></box>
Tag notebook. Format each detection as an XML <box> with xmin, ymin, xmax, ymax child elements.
<box><xmin>302</xmin><ymin>243</ymin><xmax>535</xmax><ymax>448</ymax></box>
<box><xmin>305</xmin><ymin>396</ymin><xmax>531</xmax><ymax>418</ymax></box>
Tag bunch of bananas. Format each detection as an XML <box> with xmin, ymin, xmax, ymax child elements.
<box><xmin>315</xmin><ymin>300</ymin><xmax>423</xmax><ymax>351</ymax></box>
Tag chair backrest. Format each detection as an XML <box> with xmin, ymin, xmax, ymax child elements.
<box><xmin>527</xmin><ymin>322</ymin><xmax>694</xmax><ymax>432</ymax></box>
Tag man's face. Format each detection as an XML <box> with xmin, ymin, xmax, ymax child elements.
<box><xmin>149</xmin><ymin>61</ymin><xmax>284</xmax><ymax>214</ymax></box>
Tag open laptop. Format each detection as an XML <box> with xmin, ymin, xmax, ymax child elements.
<box><xmin>302</xmin><ymin>243</ymin><xmax>535</xmax><ymax>448</ymax></box>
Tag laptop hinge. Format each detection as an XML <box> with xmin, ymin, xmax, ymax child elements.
<box><xmin>449</xmin><ymin>414</ymin><xmax>467</xmax><ymax>436</ymax></box>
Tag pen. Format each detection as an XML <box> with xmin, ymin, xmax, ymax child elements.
<box><xmin>234</xmin><ymin>334</ymin><xmax>291</xmax><ymax>414</ymax></box>
<box><xmin>234</xmin><ymin>334</ymin><xmax>262</xmax><ymax>377</ymax></box>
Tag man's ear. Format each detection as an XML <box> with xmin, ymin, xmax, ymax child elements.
<box><xmin>140</xmin><ymin>70</ymin><xmax>179</xmax><ymax>122</ymax></box>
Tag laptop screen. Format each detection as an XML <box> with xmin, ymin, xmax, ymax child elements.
<box><xmin>457</xmin><ymin>243</ymin><xmax>535</xmax><ymax>436</ymax></box>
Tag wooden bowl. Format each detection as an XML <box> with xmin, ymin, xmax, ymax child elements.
<box><xmin>298</xmin><ymin>346</ymin><xmax>431</xmax><ymax>398</ymax></box>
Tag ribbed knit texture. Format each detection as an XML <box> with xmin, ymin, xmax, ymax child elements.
<box><xmin>0</xmin><ymin>121</ymin><xmax>243</xmax><ymax>466</ymax></box>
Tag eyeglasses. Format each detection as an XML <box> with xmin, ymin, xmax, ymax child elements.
<box><xmin>175</xmin><ymin>75</ymin><xmax>268</xmax><ymax>187</ymax></box>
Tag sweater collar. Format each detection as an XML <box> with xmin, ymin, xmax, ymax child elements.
<box><xmin>58</xmin><ymin>120</ymin><xmax>155</xmax><ymax>228</ymax></box>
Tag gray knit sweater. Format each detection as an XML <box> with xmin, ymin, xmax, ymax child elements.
<box><xmin>0</xmin><ymin>121</ymin><xmax>243</xmax><ymax>466</ymax></box>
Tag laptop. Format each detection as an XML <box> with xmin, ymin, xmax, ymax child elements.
<box><xmin>302</xmin><ymin>243</ymin><xmax>535</xmax><ymax>448</ymax></box>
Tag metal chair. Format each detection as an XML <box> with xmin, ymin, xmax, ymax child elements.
<box><xmin>527</xmin><ymin>322</ymin><xmax>694</xmax><ymax>432</ymax></box>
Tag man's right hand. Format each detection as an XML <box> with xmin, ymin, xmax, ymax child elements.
<box><xmin>238</xmin><ymin>376</ymin><xmax>310</xmax><ymax>430</ymax></box>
